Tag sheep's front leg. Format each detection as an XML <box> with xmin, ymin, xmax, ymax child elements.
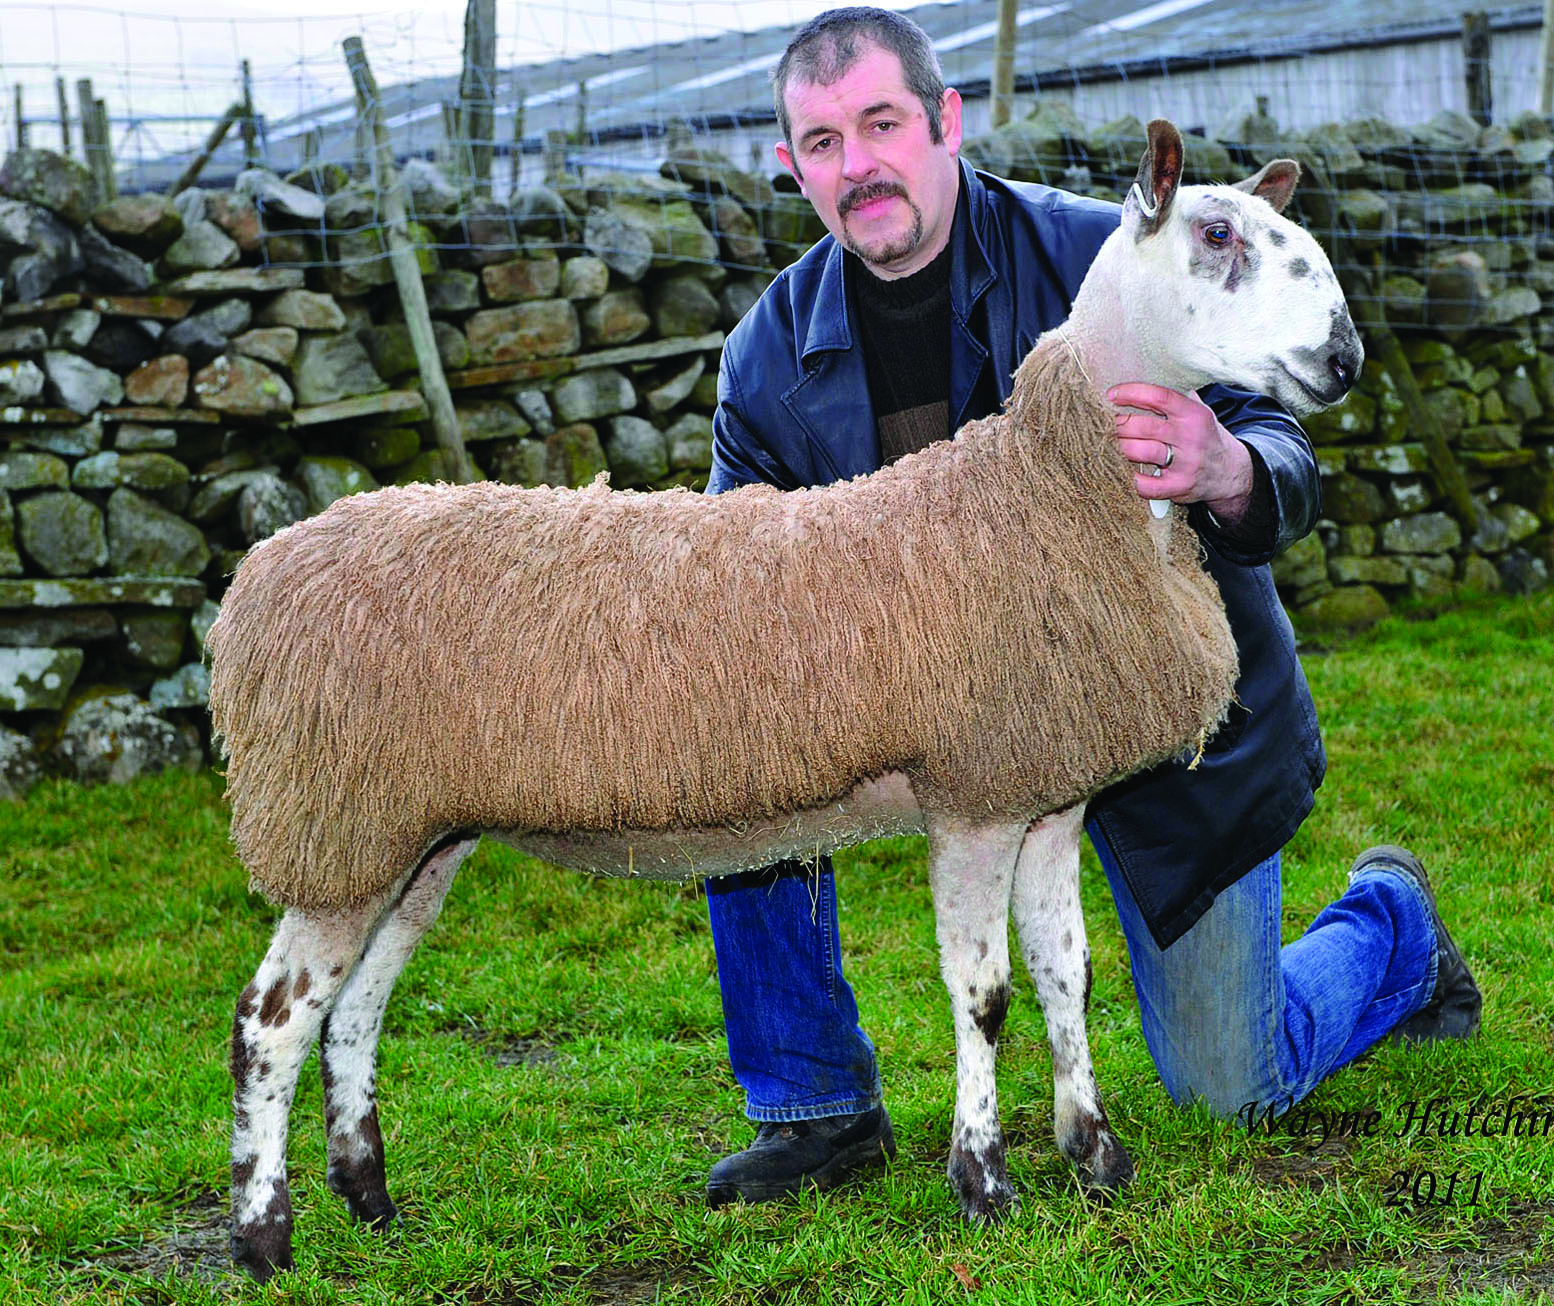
<box><xmin>321</xmin><ymin>838</ymin><xmax>476</xmax><ymax>1230</ymax></box>
<box><xmin>230</xmin><ymin>899</ymin><xmax>383</xmax><ymax>1282</ymax></box>
<box><xmin>927</xmin><ymin>815</ymin><xmax>1028</xmax><ymax>1222</ymax></box>
<box><xmin>1011</xmin><ymin>806</ymin><xmax>1134</xmax><ymax>1194</ymax></box>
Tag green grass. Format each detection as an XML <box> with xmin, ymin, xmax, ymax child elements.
<box><xmin>2</xmin><ymin>592</ymin><xmax>1552</xmax><ymax>1304</ymax></box>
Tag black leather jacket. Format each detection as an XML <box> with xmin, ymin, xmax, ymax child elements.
<box><xmin>709</xmin><ymin>159</ymin><xmax>1326</xmax><ymax>948</ymax></box>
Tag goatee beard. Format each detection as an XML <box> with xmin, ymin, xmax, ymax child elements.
<box><xmin>838</xmin><ymin>182</ymin><xmax>925</xmax><ymax>269</ymax></box>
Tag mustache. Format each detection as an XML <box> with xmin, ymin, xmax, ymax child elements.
<box><xmin>838</xmin><ymin>181</ymin><xmax>909</xmax><ymax>218</ymax></box>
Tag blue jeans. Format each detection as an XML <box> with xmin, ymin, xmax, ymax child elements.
<box><xmin>704</xmin><ymin>833</ymin><xmax>1438</xmax><ymax>1122</ymax></box>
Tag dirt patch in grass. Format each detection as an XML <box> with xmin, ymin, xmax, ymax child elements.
<box><xmin>450</xmin><ymin>1254</ymin><xmax>696</xmax><ymax>1305</ymax></box>
<box><xmin>1231</xmin><ymin>1133</ymin><xmax>1363</xmax><ymax>1192</ymax></box>
<box><xmin>1292</xmin><ymin>1201</ymin><xmax>1553</xmax><ymax>1296</ymax></box>
<box><xmin>441</xmin><ymin>1021</ymin><xmax>562</xmax><ymax>1067</ymax></box>
<box><xmin>76</xmin><ymin>1190</ymin><xmax>239</xmax><ymax>1294</ymax></box>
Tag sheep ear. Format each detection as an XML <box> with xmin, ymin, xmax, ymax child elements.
<box><xmin>1235</xmin><ymin>158</ymin><xmax>1301</xmax><ymax>213</ymax></box>
<box><xmin>1125</xmin><ymin>119</ymin><xmax>1183</xmax><ymax>241</ymax></box>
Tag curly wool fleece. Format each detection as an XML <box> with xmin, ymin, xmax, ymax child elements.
<box><xmin>207</xmin><ymin>334</ymin><xmax>1238</xmax><ymax>910</ymax></box>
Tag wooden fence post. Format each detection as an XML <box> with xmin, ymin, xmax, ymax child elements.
<box><xmin>990</xmin><ymin>0</ymin><xmax>1018</xmax><ymax>129</ymax></box>
<box><xmin>12</xmin><ymin>84</ymin><xmax>24</xmax><ymax>150</ymax></box>
<box><xmin>458</xmin><ymin>0</ymin><xmax>496</xmax><ymax>197</ymax></box>
<box><xmin>168</xmin><ymin>102</ymin><xmax>242</xmax><ymax>197</ymax></box>
<box><xmin>343</xmin><ymin>35</ymin><xmax>475</xmax><ymax>485</ymax></box>
<box><xmin>55</xmin><ymin>77</ymin><xmax>71</xmax><ymax>158</ymax></box>
<box><xmin>240</xmin><ymin>59</ymin><xmax>259</xmax><ymax>168</ymax></box>
<box><xmin>92</xmin><ymin>99</ymin><xmax>117</xmax><ymax>200</ymax></box>
<box><xmin>1463</xmin><ymin>12</ymin><xmax>1492</xmax><ymax>127</ymax></box>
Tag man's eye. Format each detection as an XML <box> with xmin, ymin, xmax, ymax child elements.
<box><xmin>811</xmin><ymin>137</ymin><xmax>835</xmax><ymax>154</ymax></box>
<box><xmin>873</xmin><ymin>120</ymin><xmax>896</xmax><ymax>133</ymax></box>
<box><xmin>1205</xmin><ymin>224</ymin><xmax>1233</xmax><ymax>246</ymax></box>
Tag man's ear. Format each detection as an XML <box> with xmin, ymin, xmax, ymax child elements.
<box><xmin>939</xmin><ymin>87</ymin><xmax>963</xmax><ymax>154</ymax></box>
<box><xmin>775</xmin><ymin>140</ymin><xmax>805</xmax><ymax>193</ymax></box>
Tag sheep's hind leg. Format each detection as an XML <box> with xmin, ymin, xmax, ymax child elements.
<box><xmin>320</xmin><ymin>836</ymin><xmax>478</xmax><ymax>1231</ymax></box>
<box><xmin>927</xmin><ymin>815</ymin><xmax>1028</xmax><ymax>1222</ymax></box>
<box><xmin>230</xmin><ymin>897</ymin><xmax>384</xmax><ymax>1282</ymax></box>
<box><xmin>1012</xmin><ymin>806</ymin><xmax>1134</xmax><ymax>1195</ymax></box>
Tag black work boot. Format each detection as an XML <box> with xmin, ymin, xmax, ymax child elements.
<box><xmin>706</xmin><ymin>1106</ymin><xmax>895</xmax><ymax>1206</ymax></box>
<box><xmin>1348</xmin><ymin>845</ymin><xmax>1481</xmax><ymax>1043</ymax></box>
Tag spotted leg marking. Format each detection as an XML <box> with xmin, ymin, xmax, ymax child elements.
<box><xmin>927</xmin><ymin>814</ymin><xmax>1028</xmax><ymax>1222</ymax></box>
<box><xmin>230</xmin><ymin>897</ymin><xmax>386</xmax><ymax>1282</ymax></box>
<box><xmin>1011</xmin><ymin>805</ymin><xmax>1134</xmax><ymax>1195</ymax></box>
<box><xmin>321</xmin><ymin>838</ymin><xmax>477</xmax><ymax>1230</ymax></box>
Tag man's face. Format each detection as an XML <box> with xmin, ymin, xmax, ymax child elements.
<box><xmin>776</xmin><ymin>43</ymin><xmax>963</xmax><ymax>280</ymax></box>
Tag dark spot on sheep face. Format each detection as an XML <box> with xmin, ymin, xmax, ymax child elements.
<box><xmin>1287</xmin><ymin>257</ymin><xmax>1312</xmax><ymax>280</ymax></box>
<box><xmin>1266</xmin><ymin>227</ymin><xmax>1287</xmax><ymax>247</ymax></box>
<box><xmin>1061</xmin><ymin>930</ymin><xmax>1073</xmax><ymax>953</ymax></box>
<box><xmin>971</xmin><ymin>983</ymin><xmax>1010</xmax><ymax>1046</ymax></box>
<box><xmin>293</xmin><ymin>970</ymin><xmax>311</xmax><ymax>1001</ymax></box>
<box><xmin>1083</xmin><ymin>955</ymin><xmax>1094</xmax><ymax>1011</ymax></box>
<box><xmin>1189</xmin><ymin>215</ymin><xmax>1259</xmax><ymax>293</ymax></box>
<box><xmin>330</xmin><ymin>964</ymin><xmax>345</xmax><ymax>978</ymax></box>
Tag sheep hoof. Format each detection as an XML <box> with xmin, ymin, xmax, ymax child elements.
<box><xmin>949</xmin><ymin>1143</ymin><xmax>1018</xmax><ymax>1224</ymax></box>
<box><xmin>1076</xmin><ymin>1133</ymin><xmax>1136</xmax><ymax>1199</ymax></box>
<box><xmin>344</xmin><ymin>1191</ymin><xmax>401</xmax><ymax>1234</ymax></box>
<box><xmin>230</xmin><ymin>1228</ymin><xmax>294</xmax><ymax>1283</ymax></box>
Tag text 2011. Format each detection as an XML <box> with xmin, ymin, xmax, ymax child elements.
<box><xmin>1383</xmin><ymin>1169</ymin><xmax>1486</xmax><ymax>1208</ymax></box>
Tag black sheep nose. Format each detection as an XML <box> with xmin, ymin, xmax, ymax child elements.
<box><xmin>1327</xmin><ymin>319</ymin><xmax>1364</xmax><ymax>397</ymax></box>
<box><xmin>1329</xmin><ymin>354</ymin><xmax>1353</xmax><ymax>393</ymax></box>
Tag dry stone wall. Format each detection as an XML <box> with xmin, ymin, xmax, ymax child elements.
<box><xmin>0</xmin><ymin>143</ymin><xmax>822</xmax><ymax>792</ymax></box>
<box><xmin>0</xmin><ymin>103</ymin><xmax>1551</xmax><ymax>791</ymax></box>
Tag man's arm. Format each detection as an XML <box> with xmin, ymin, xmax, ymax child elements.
<box><xmin>708</xmin><ymin>349</ymin><xmax>803</xmax><ymax>495</ymax></box>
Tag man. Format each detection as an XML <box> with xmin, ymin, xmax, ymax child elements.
<box><xmin>702</xmin><ymin>6</ymin><xmax>1481</xmax><ymax>1206</ymax></box>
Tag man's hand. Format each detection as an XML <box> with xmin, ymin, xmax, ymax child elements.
<box><xmin>1109</xmin><ymin>383</ymin><xmax>1254</xmax><ymax>525</ymax></box>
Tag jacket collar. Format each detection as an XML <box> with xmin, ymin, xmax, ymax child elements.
<box><xmin>799</xmin><ymin>157</ymin><xmax>996</xmax><ymax>364</ymax></box>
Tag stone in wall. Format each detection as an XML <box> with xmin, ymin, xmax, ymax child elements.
<box><xmin>192</xmin><ymin>355</ymin><xmax>294</xmax><ymax>418</ymax></box>
<box><xmin>16</xmin><ymin>492</ymin><xmax>107</xmax><ymax>576</ymax></box>
<box><xmin>604</xmin><ymin>416</ymin><xmax>668</xmax><ymax>485</ymax></box>
<box><xmin>295</xmin><ymin>457</ymin><xmax>378</xmax><ymax>514</ymax></box>
<box><xmin>0</xmin><ymin>646</ymin><xmax>84</xmax><ymax>710</ymax></box>
<box><xmin>581</xmin><ymin>289</ymin><xmax>651</xmax><ymax>347</ymax></box>
<box><xmin>50</xmin><ymin>691</ymin><xmax>202</xmax><ymax>785</ymax></box>
<box><xmin>258</xmin><ymin>288</ymin><xmax>348</xmax><ymax>331</ymax></box>
<box><xmin>106</xmin><ymin>489</ymin><xmax>210</xmax><ymax>577</ymax></box>
<box><xmin>545</xmin><ymin>423</ymin><xmax>608</xmax><ymax>488</ymax></box>
<box><xmin>237</xmin><ymin>474</ymin><xmax>308</xmax><ymax>544</ymax></box>
<box><xmin>44</xmin><ymin>350</ymin><xmax>123</xmax><ymax>414</ymax></box>
<box><xmin>291</xmin><ymin>334</ymin><xmax>388</xmax><ymax>407</ymax></box>
<box><xmin>0</xmin><ymin>148</ymin><xmax>93</xmax><ymax>225</ymax></box>
<box><xmin>465</xmin><ymin>301</ymin><xmax>580</xmax><ymax>365</ymax></box>
<box><xmin>553</xmin><ymin>369</ymin><xmax>635</xmax><ymax>424</ymax></box>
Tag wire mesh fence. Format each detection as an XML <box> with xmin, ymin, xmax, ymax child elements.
<box><xmin>2</xmin><ymin>0</ymin><xmax>1554</xmax><ymax>336</ymax></box>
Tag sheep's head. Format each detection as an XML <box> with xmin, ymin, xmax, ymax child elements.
<box><xmin>1117</xmin><ymin>118</ymin><xmax>1363</xmax><ymax>416</ymax></box>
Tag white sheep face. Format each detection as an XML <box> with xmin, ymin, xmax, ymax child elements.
<box><xmin>1115</xmin><ymin>122</ymin><xmax>1364</xmax><ymax>416</ymax></box>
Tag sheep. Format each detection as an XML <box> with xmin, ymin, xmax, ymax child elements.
<box><xmin>210</xmin><ymin>119</ymin><xmax>1363</xmax><ymax>1281</ymax></box>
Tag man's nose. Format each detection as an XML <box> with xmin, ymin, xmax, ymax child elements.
<box><xmin>840</xmin><ymin>134</ymin><xmax>879</xmax><ymax>180</ymax></box>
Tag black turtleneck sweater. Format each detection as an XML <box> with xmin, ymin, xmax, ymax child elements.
<box><xmin>846</xmin><ymin>235</ymin><xmax>955</xmax><ymax>465</ymax></box>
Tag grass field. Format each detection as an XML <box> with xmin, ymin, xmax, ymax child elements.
<box><xmin>1</xmin><ymin>592</ymin><xmax>1551</xmax><ymax>1304</ymax></box>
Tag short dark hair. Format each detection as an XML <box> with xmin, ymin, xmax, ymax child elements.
<box><xmin>772</xmin><ymin>7</ymin><xmax>946</xmax><ymax>152</ymax></box>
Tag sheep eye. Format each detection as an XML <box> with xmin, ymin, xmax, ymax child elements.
<box><xmin>1204</xmin><ymin>223</ymin><xmax>1233</xmax><ymax>247</ymax></box>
